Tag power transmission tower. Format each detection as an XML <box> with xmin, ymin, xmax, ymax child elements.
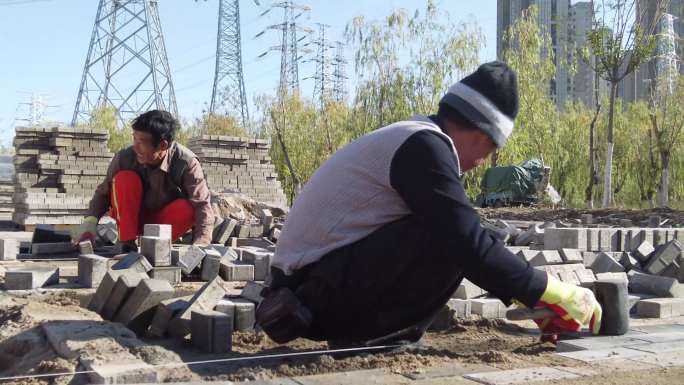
<box><xmin>331</xmin><ymin>41</ymin><xmax>348</xmax><ymax>102</ymax></box>
<box><xmin>256</xmin><ymin>1</ymin><xmax>312</xmax><ymax>96</ymax></box>
<box><xmin>210</xmin><ymin>0</ymin><xmax>258</xmax><ymax>128</ymax></box>
<box><xmin>15</xmin><ymin>93</ymin><xmax>59</xmax><ymax>126</ymax></box>
<box><xmin>303</xmin><ymin>23</ymin><xmax>335</xmax><ymax>107</ymax></box>
<box><xmin>72</xmin><ymin>0</ymin><xmax>178</xmax><ymax>127</ymax></box>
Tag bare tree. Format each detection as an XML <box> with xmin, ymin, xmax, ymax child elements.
<box><xmin>584</xmin><ymin>0</ymin><xmax>668</xmax><ymax>207</ymax></box>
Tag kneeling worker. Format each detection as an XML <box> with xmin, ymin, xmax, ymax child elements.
<box><xmin>257</xmin><ymin>62</ymin><xmax>602</xmax><ymax>345</ymax></box>
<box><xmin>76</xmin><ymin>110</ymin><xmax>214</xmax><ymax>249</ymax></box>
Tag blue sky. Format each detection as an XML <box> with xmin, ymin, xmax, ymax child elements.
<box><xmin>0</xmin><ymin>0</ymin><xmax>497</xmax><ymax>146</ymax></box>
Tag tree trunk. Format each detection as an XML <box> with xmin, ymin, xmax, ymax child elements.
<box><xmin>270</xmin><ymin>110</ymin><xmax>302</xmax><ymax>201</ymax></box>
<box><xmin>585</xmin><ymin>102</ymin><xmax>601</xmax><ymax>208</ymax></box>
<box><xmin>602</xmin><ymin>81</ymin><xmax>618</xmax><ymax>208</ymax></box>
<box><xmin>657</xmin><ymin>153</ymin><xmax>670</xmax><ymax>207</ymax></box>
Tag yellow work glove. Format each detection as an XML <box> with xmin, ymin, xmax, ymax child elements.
<box><xmin>76</xmin><ymin>216</ymin><xmax>98</xmax><ymax>244</ymax></box>
<box><xmin>534</xmin><ymin>274</ymin><xmax>602</xmax><ymax>337</ymax></box>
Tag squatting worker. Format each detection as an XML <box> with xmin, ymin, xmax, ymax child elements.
<box><xmin>76</xmin><ymin>110</ymin><xmax>214</xmax><ymax>250</ymax></box>
<box><xmin>256</xmin><ymin>61</ymin><xmax>602</xmax><ymax>346</ymax></box>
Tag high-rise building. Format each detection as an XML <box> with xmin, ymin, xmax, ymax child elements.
<box><xmin>497</xmin><ymin>0</ymin><xmax>572</xmax><ymax>108</ymax></box>
<box><xmin>497</xmin><ymin>0</ymin><xmax>615</xmax><ymax>108</ymax></box>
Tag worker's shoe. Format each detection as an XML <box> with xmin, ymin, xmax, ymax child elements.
<box><xmin>256</xmin><ymin>287</ymin><xmax>312</xmax><ymax>344</ymax></box>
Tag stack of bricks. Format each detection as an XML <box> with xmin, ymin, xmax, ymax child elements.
<box><xmin>12</xmin><ymin>126</ymin><xmax>112</xmax><ymax>225</ymax></box>
<box><xmin>0</xmin><ymin>178</ymin><xmax>14</xmax><ymax>220</ymax></box>
<box><xmin>187</xmin><ymin>135</ymin><xmax>286</xmax><ymax>206</ymax></box>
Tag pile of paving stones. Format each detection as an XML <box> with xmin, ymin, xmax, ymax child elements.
<box><xmin>0</xmin><ymin>177</ymin><xmax>14</xmax><ymax>221</ymax></box>
<box><xmin>12</xmin><ymin>126</ymin><xmax>112</xmax><ymax>226</ymax></box>
<box><xmin>80</xmin><ymin>223</ymin><xmax>272</xmax><ymax>353</ymax></box>
<box><xmin>431</xmin><ymin>215</ymin><xmax>684</xmax><ymax>328</ymax></box>
<box><xmin>187</xmin><ymin>135</ymin><xmax>286</xmax><ymax>207</ymax></box>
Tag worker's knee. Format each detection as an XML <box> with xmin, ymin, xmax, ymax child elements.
<box><xmin>112</xmin><ymin>170</ymin><xmax>142</xmax><ymax>191</ymax></box>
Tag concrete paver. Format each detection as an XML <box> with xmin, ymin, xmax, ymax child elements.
<box><xmin>463</xmin><ymin>367</ymin><xmax>580</xmax><ymax>385</ymax></box>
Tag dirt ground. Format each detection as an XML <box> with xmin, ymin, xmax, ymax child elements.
<box><xmin>1</xmin><ymin>207</ymin><xmax>683</xmax><ymax>384</ymax></box>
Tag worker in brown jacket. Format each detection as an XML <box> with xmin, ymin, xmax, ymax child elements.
<box><xmin>76</xmin><ymin>110</ymin><xmax>214</xmax><ymax>250</ymax></box>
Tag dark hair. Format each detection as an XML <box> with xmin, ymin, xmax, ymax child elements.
<box><xmin>437</xmin><ymin>103</ymin><xmax>478</xmax><ymax>131</ymax></box>
<box><xmin>131</xmin><ymin>110</ymin><xmax>177</xmax><ymax>147</ymax></box>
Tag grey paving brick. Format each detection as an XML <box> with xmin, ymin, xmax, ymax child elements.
<box><xmin>178</xmin><ymin>245</ymin><xmax>206</xmax><ymax>275</ymax></box>
<box><xmin>148</xmin><ymin>296</ymin><xmax>190</xmax><ymax>337</ymax></box>
<box><xmin>111</xmin><ymin>252</ymin><xmax>153</xmax><ymax>273</ymax></box>
<box><xmin>87</xmin><ymin>270</ymin><xmax>125</xmax><ymax>313</ymax></box>
<box><xmin>0</xmin><ymin>238</ymin><xmax>17</xmax><ymax>261</ymax></box>
<box><xmin>150</xmin><ymin>266</ymin><xmax>181</xmax><ymax>285</ymax></box>
<box><xmin>233</xmin><ymin>298</ymin><xmax>256</xmax><ymax>331</ymax></box>
<box><xmin>4</xmin><ymin>267</ymin><xmax>59</xmax><ymax>290</ymax></box>
<box><xmin>220</xmin><ymin>261</ymin><xmax>255</xmax><ymax>282</ymax></box>
<box><xmin>191</xmin><ymin>309</ymin><xmax>233</xmax><ymax>353</ymax></box>
<box><xmin>100</xmin><ymin>271</ymin><xmax>148</xmax><ymax>320</ymax></box>
<box><xmin>628</xmin><ymin>271</ymin><xmax>684</xmax><ymax>297</ymax></box>
<box><xmin>143</xmin><ymin>224</ymin><xmax>172</xmax><ymax>239</ymax></box>
<box><xmin>168</xmin><ymin>276</ymin><xmax>228</xmax><ymax>337</ymax></box>
<box><xmin>114</xmin><ymin>279</ymin><xmax>174</xmax><ymax>334</ymax></box>
<box><xmin>140</xmin><ymin>236</ymin><xmax>171</xmax><ymax>267</ymax></box>
<box><xmin>557</xmin><ymin>347</ymin><xmax>653</xmax><ymax>363</ymax></box>
<box><xmin>200</xmin><ymin>256</ymin><xmax>222</xmax><ymax>281</ymax></box>
<box><xmin>591</xmin><ymin>252</ymin><xmax>625</xmax><ymax>274</ymax></box>
<box><xmin>559</xmin><ymin>248</ymin><xmax>583</xmax><ymax>264</ymax></box>
<box><xmin>78</xmin><ymin>253</ymin><xmax>108</xmax><ymax>288</ymax></box>
<box><xmin>470</xmin><ymin>299</ymin><xmax>506</xmax><ymax>319</ymax></box>
<box><xmin>463</xmin><ymin>367</ymin><xmax>580</xmax><ymax>385</ymax></box>
<box><xmin>453</xmin><ymin>279</ymin><xmax>486</xmax><ymax>299</ymax></box>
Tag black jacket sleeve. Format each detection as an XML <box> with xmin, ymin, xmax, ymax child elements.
<box><xmin>389</xmin><ymin>130</ymin><xmax>547</xmax><ymax>307</ymax></box>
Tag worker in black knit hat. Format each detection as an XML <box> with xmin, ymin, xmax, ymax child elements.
<box><xmin>257</xmin><ymin>61</ymin><xmax>602</xmax><ymax>346</ymax></box>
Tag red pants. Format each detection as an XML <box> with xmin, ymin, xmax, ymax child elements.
<box><xmin>111</xmin><ymin>170</ymin><xmax>194</xmax><ymax>241</ymax></box>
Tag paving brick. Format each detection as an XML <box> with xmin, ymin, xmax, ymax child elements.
<box><xmin>559</xmin><ymin>248</ymin><xmax>583</xmax><ymax>264</ymax></box>
<box><xmin>240</xmin><ymin>281</ymin><xmax>266</xmax><ymax>304</ymax></box>
<box><xmin>220</xmin><ymin>260</ymin><xmax>255</xmax><ymax>281</ymax></box>
<box><xmin>629</xmin><ymin>351</ymin><xmax>684</xmax><ymax>368</ymax></box>
<box><xmin>294</xmin><ymin>369</ymin><xmax>411</xmax><ymax>385</ymax></box>
<box><xmin>530</xmin><ymin>250</ymin><xmax>563</xmax><ymax>266</ymax></box>
<box><xmin>544</xmin><ymin>228</ymin><xmax>587</xmax><ymax>250</ymax></box>
<box><xmin>0</xmin><ymin>238</ymin><xmax>17</xmax><ymax>261</ymax></box>
<box><xmin>233</xmin><ymin>298</ymin><xmax>256</xmax><ymax>331</ymax></box>
<box><xmin>629</xmin><ymin>340</ymin><xmax>684</xmax><ymax>354</ymax></box>
<box><xmin>629</xmin><ymin>271</ymin><xmax>684</xmax><ymax>297</ymax></box>
<box><xmin>148</xmin><ymin>296</ymin><xmax>190</xmax><ymax>337</ymax></box>
<box><xmin>595</xmin><ymin>272</ymin><xmax>628</xmax><ymax>284</ymax></box>
<box><xmin>240</xmin><ymin>247</ymin><xmax>271</xmax><ymax>281</ymax></box>
<box><xmin>31</xmin><ymin>242</ymin><xmax>74</xmax><ymax>255</ymax></box>
<box><xmin>446</xmin><ymin>298</ymin><xmax>472</xmax><ymax>318</ymax></box>
<box><xmin>516</xmin><ymin>249</ymin><xmax>538</xmax><ymax>262</ymax></box>
<box><xmin>213</xmin><ymin>218</ymin><xmax>238</xmax><ymax>245</ymax></box>
<box><xmin>191</xmin><ymin>309</ymin><xmax>233</xmax><ymax>353</ymax></box>
<box><xmin>78</xmin><ymin>253</ymin><xmax>108</xmax><ymax>288</ymax></box>
<box><xmin>463</xmin><ymin>367</ymin><xmax>580</xmax><ymax>385</ymax></box>
<box><xmin>4</xmin><ymin>267</ymin><xmax>59</xmax><ymax>290</ymax></box>
<box><xmin>618</xmin><ymin>252</ymin><xmax>640</xmax><ymax>271</ymax></box>
<box><xmin>87</xmin><ymin>270</ymin><xmax>125</xmax><ymax>313</ymax></box>
<box><xmin>178</xmin><ymin>245</ymin><xmax>206</xmax><ymax>275</ymax></box>
<box><xmin>572</xmin><ymin>268</ymin><xmax>596</xmax><ymax>286</ymax></box>
<box><xmin>645</xmin><ymin>240</ymin><xmax>684</xmax><ymax>275</ymax></box>
<box><xmin>556</xmin><ymin>335</ymin><xmax>649</xmax><ymax>352</ymax></box>
<box><xmin>633</xmin><ymin>240</ymin><xmax>655</xmax><ymax>262</ymax></box>
<box><xmin>470</xmin><ymin>299</ymin><xmax>506</xmax><ymax>319</ymax></box>
<box><xmin>114</xmin><ymin>279</ymin><xmax>174</xmax><ymax>334</ymax></box>
<box><xmin>150</xmin><ymin>266</ymin><xmax>181</xmax><ymax>285</ymax></box>
<box><xmin>586</xmin><ymin>228</ymin><xmax>600</xmax><ymax>251</ymax></box>
<box><xmin>100</xmin><ymin>272</ymin><xmax>148</xmax><ymax>320</ymax></box>
<box><xmin>557</xmin><ymin>347</ymin><xmax>652</xmax><ymax>363</ymax></box>
<box><xmin>200</xmin><ymin>255</ymin><xmax>222</xmax><ymax>281</ymax></box>
<box><xmin>140</xmin><ymin>236</ymin><xmax>171</xmax><ymax>267</ymax></box>
<box><xmin>168</xmin><ymin>276</ymin><xmax>228</xmax><ymax>337</ymax></box>
<box><xmin>590</xmin><ymin>252</ymin><xmax>625</xmax><ymax>274</ymax></box>
<box><xmin>143</xmin><ymin>224</ymin><xmax>172</xmax><ymax>239</ymax></box>
<box><xmin>453</xmin><ymin>279</ymin><xmax>486</xmax><ymax>299</ymax></box>
<box><xmin>582</xmin><ymin>251</ymin><xmax>598</xmax><ymax>267</ymax></box>
<box><xmin>111</xmin><ymin>252</ymin><xmax>153</xmax><ymax>273</ymax></box>
<box><xmin>636</xmin><ymin>298</ymin><xmax>684</xmax><ymax>318</ymax></box>
<box><xmin>405</xmin><ymin>363</ymin><xmax>495</xmax><ymax>380</ymax></box>
<box><xmin>78</xmin><ymin>240</ymin><xmax>94</xmax><ymax>255</ymax></box>
<box><xmin>215</xmin><ymin>298</ymin><xmax>235</xmax><ymax>317</ymax></box>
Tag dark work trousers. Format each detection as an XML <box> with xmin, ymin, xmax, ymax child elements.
<box><xmin>270</xmin><ymin>216</ymin><xmax>465</xmax><ymax>343</ymax></box>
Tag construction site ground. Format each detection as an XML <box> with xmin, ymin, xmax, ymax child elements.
<box><xmin>1</xmin><ymin>207</ymin><xmax>684</xmax><ymax>385</ymax></box>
